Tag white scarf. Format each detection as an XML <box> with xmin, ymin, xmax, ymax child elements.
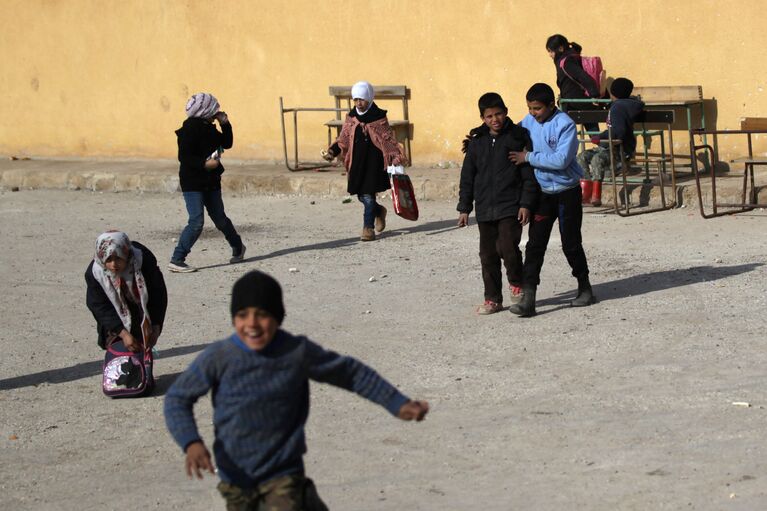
<box><xmin>92</xmin><ymin>232</ymin><xmax>151</xmax><ymax>339</ymax></box>
<box><xmin>351</xmin><ymin>81</ymin><xmax>375</xmax><ymax>115</ymax></box>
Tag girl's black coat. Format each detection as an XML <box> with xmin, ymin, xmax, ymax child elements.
<box><xmin>458</xmin><ymin>119</ymin><xmax>539</xmax><ymax>222</ymax></box>
<box><xmin>330</xmin><ymin>103</ymin><xmax>391</xmax><ymax>195</ymax></box>
<box><xmin>176</xmin><ymin>117</ymin><xmax>234</xmax><ymax>192</ymax></box>
<box><xmin>85</xmin><ymin>242</ymin><xmax>168</xmax><ymax>349</ymax></box>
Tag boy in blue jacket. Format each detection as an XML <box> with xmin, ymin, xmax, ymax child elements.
<box><xmin>164</xmin><ymin>270</ymin><xmax>429</xmax><ymax>510</ymax></box>
<box><xmin>508</xmin><ymin>83</ymin><xmax>595</xmax><ymax>317</ymax></box>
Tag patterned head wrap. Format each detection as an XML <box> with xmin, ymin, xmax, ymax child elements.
<box><xmin>95</xmin><ymin>231</ymin><xmax>134</xmax><ymax>271</ymax></box>
<box><xmin>92</xmin><ymin>231</ymin><xmax>151</xmax><ymax>339</ymax></box>
<box><xmin>185</xmin><ymin>92</ymin><xmax>220</xmax><ymax>119</ymax></box>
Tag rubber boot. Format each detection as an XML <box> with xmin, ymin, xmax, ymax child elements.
<box><xmin>570</xmin><ymin>275</ymin><xmax>596</xmax><ymax>307</ymax></box>
<box><xmin>591</xmin><ymin>181</ymin><xmax>603</xmax><ymax>207</ymax></box>
<box><xmin>509</xmin><ymin>287</ymin><xmax>537</xmax><ymax>317</ymax></box>
<box><xmin>580</xmin><ymin>179</ymin><xmax>593</xmax><ymax>205</ymax></box>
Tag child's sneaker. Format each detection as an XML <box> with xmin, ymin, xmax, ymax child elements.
<box><xmin>230</xmin><ymin>244</ymin><xmax>246</xmax><ymax>263</ymax></box>
<box><xmin>168</xmin><ymin>261</ymin><xmax>197</xmax><ymax>273</ymax></box>
<box><xmin>476</xmin><ymin>300</ymin><xmax>502</xmax><ymax>315</ymax></box>
<box><xmin>509</xmin><ymin>285</ymin><xmax>523</xmax><ymax>305</ymax></box>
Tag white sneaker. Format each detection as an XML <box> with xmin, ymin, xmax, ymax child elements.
<box><xmin>168</xmin><ymin>261</ymin><xmax>197</xmax><ymax>273</ymax></box>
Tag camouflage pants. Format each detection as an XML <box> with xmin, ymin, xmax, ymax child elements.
<box><xmin>217</xmin><ymin>475</ymin><xmax>328</xmax><ymax>511</ymax></box>
<box><xmin>577</xmin><ymin>146</ymin><xmax>618</xmax><ymax>182</ymax></box>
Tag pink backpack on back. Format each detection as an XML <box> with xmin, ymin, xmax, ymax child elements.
<box><xmin>559</xmin><ymin>54</ymin><xmax>606</xmax><ymax>98</ymax></box>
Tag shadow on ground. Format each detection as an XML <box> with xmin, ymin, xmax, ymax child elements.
<box><xmin>534</xmin><ymin>263</ymin><xmax>763</xmax><ymax>316</ymax></box>
<box><xmin>0</xmin><ymin>343</ymin><xmax>209</xmax><ymax>391</ymax></box>
<box><xmin>194</xmin><ymin>218</ymin><xmax>459</xmax><ymax>270</ymax></box>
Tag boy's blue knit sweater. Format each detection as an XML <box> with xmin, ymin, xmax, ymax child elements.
<box><xmin>164</xmin><ymin>330</ymin><xmax>410</xmax><ymax>488</ymax></box>
<box><xmin>519</xmin><ymin>110</ymin><xmax>584</xmax><ymax>194</ymax></box>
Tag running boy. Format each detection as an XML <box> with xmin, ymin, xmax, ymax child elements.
<box><xmin>458</xmin><ymin>92</ymin><xmax>539</xmax><ymax>314</ymax></box>
<box><xmin>164</xmin><ymin>271</ymin><xmax>429</xmax><ymax>510</ymax></box>
<box><xmin>168</xmin><ymin>92</ymin><xmax>246</xmax><ymax>273</ymax></box>
<box><xmin>577</xmin><ymin>77</ymin><xmax>644</xmax><ymax>206</ymax></box>
<box><xmin>508</xmin><ymin>83</ymin><xmax>595</xmax><ymax>317</ymax></box>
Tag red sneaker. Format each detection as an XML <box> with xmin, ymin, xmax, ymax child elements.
<box><xmin>476</xmin><ymin>300</ymin><xmax>503</xmax><ymax>315</ymax></box>
<box><xmin>510</xmin><ymin>285</ymin><xmax>523</xmax><ymax>305</ymax></box>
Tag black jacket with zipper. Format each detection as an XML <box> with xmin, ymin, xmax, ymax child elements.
<box><xmin>176</xmin><ymin>117</ymin><xmax>233</xmax><ymax>192</ymax></box>
<box><xmin>457</xmin><ymin>119</ymin><xmax>539</xmax><ymax>222</ymax></box>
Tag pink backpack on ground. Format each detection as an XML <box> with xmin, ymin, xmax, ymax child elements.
<box><xmin>102</xmin><ymin>338</ymin><xmax>154</xmax><ymax>397</ymax></box>
<box><xmin>560</xmin><ymin>54</ymin><xmax>606</xmax><ymax>98</ymax></box>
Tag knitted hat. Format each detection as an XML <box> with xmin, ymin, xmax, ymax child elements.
<box><xmin>185</xmin><ymin>92</ymin><xmax>220</xmax><ymax>118</ymax></box>
<box><xmin>230</xmin><ymin>271</ymin><xmax>285</xmax><ymax>324</ymax></box>
<box><xmin>610</xmin><ymin>78</ymin><xmax>634</xmax><ymax>99</ymax></box>
<box><xmin>351</xmin><ymin>81</ymin><xmax>374</xmax><ymax>103</ymax></box>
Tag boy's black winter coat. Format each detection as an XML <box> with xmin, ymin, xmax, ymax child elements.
<box><xmin>176</xmin><ymin>117</ymin><xmax>233</xmax><ymax>192</ymax></box>
<box><xmin>458</xmin><ymin>119</ymin><xmax>539</xmax><ymax>222</ymax></box>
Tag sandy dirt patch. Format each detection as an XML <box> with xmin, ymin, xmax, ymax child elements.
<box><xmin>1</xmin><ymin>189</ymin><xmax>766</xmax><ymax>510</ymax></box>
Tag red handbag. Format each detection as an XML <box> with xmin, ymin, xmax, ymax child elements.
<box><xmin>390</xmin><ymin>174</ymin><xmax>419</xmax><ymax>221</ymax></box>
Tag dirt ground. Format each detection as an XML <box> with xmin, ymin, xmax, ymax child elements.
<box><xmin>1</xmin><ymin>189</ymin><xmax>766</xmax><ymax>511</ymax></box>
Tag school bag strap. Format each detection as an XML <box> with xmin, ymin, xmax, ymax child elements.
<box><xmin>559</xmin><ymin>54</ymin><xmax>603</xmax><ymax>98</ymax></box>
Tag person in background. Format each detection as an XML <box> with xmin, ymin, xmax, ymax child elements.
<box><xmin>323</xmin><ymin>81</ymin><xmax>406</xmax><ymax>242</ymax></box>
<box><xmin>577</xmin><ymin>77</ymin><xmax>644</xmax><ymax>206</ymax></box>
<box><xmin>168</xmin><ymin>92</ymin><xmax>245</xmax><ymax>273</ymax></box>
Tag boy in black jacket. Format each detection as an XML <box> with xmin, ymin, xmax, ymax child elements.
<box><xmin>458</xmin><ymin>93</ymin><xmax>539</xmax><ymax>314</ymax></box>
<box><xmin>577</xmin><ymin>78</ymin><xmax>644</xmax><ymax>206</ymax></box>
<box><xmin>168</xmin><ymin>92</ymin><xmax>245</xmax><ymax>273</ymax></box>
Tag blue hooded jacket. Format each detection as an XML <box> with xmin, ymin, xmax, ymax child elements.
<box><xmin>519</xmin><ymin>109</ymin><xmax>584</xmax><ymax>194</ymax></box>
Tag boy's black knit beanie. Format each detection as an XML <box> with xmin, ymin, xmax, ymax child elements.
<box><xmin>610</xmin><ymin>78</ymin><xmax>634</xmax><ymax>99</ymax></box>
<box><xmin>230</xmin><ymin>270</ymin><xmax>285</xmax><ymax>324</ymax></box>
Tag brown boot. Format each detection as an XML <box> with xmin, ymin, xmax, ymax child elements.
<box><xmin>360</xmin><ymin>227</ymin><xmax>376</xmax><ymax>241</ymax></box>
<box><xmin>375</xmin><ymin>205</ymin><xmax>387</xmax><ymax>232</ymax></box>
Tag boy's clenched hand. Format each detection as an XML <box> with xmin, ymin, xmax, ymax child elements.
<box><xmin>457</xmin><ymin>213</ymin><xmax>469</xmax><ymax>227</ymax></box>
<box><xmin>398</xmin><ymin>400</ymin><xmax>429</xmax><ymax>421</ymax></box>
<box><xmin>518</xmin><ymin>207</ymin><xmax>530</xmax><ymax>226</ymax></box>
<box><xmin>185</xmin><ymin>441</ymin><xmax>216</xmax><ymax>479</ymax></box>
<box><xmin>508</xmin><ymin>150</ymin><xmax>527</xmax><ymax>164</ymax></box>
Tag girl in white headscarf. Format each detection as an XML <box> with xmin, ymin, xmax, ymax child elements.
<box><xmin>324</xmin><ymin>81</ymin><xmax>406</xmax><ymax>241</ymax></box>
<box><xmin>85</xmin><ymin>231</ymin><xmax>167</xmax><ymax>352</ymax></box>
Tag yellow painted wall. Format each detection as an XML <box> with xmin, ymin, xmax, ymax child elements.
<box><xmin>2</xmin><ymin>0</ymin><xmax>766</xmax><ymax>164</ymax></box>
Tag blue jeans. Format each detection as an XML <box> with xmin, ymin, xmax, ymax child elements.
<box><xmin>171</xmin><ymin>190</ymin><xmax>242</xmax><ymax>263</ymax></box>
<box><xmin>357</xmin><ymin>194</ymin><xmax>381</xmax><ymax>228</ymax></box>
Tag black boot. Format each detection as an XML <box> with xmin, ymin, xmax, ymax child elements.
<box><xmin>571</xmin><ymin>275</ymin><xmax>596</xmax><ymax>307</ymax></box>
<box><xmin>509</xmin><ymin>288</ymin><xmax>536</xmax><ymax>317</ymax></box>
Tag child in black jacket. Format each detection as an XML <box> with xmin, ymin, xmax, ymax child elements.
<box><xmin>577</xmin><ymin>78</ymin><xmax>645</xmax><ymax>206</ymax></box>
<box><xmin>86</xmin><ymin>231</ymin><xmax>167</xmax><ymax>352</ymax></box>
<box><xmin>458</xmin><ymin>93</ymin><xmax>539</xmax><ymax>314</ymax></box>
<box><xmin>168</xmin><ymin>92</ymin><xmax>245</xmax><ymax>273</ymax></box>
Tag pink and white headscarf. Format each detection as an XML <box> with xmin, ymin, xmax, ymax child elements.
<box><xmin>92</xmin><ymin>231</ymin><xmax>151</xmax><ymax>337</ymax></box>
<box><xmin>185</xmin><ymin>92</ymin><xmax>220</xmax><ymax>119</ymax></box>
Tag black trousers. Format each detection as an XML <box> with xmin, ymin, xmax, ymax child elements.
<box><xmin>522</xmin><ymin>186</ymin><xmax>590</xmax><ymax>288</ymax></box>
<box><xmin>477</xmin><ymin>216</ymin><xmax>523</xmax><ymax>303</ymax></box>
